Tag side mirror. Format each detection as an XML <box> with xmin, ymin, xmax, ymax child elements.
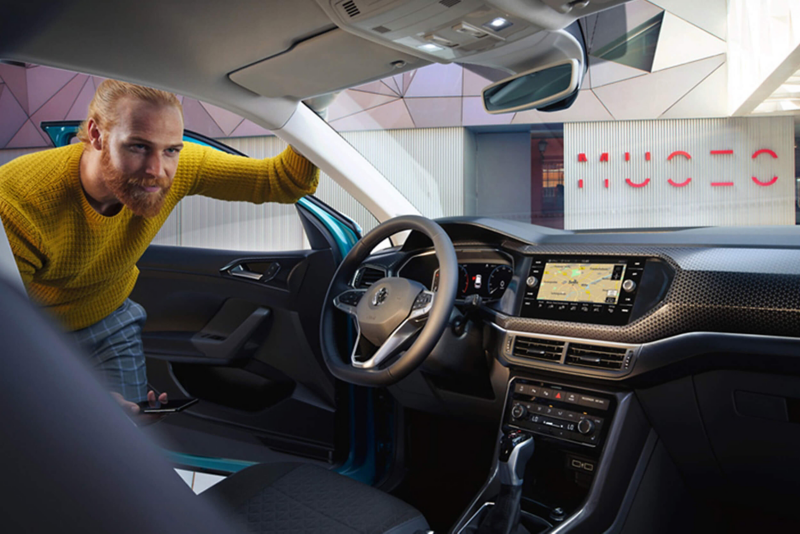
<box><xmin>482</xmin><ymin>59</ymin><xmax>580</xmax><ymax>114</ymax></box>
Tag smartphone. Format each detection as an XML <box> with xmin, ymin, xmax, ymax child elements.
<box><xmin>137</xmin><ymin>397</ymin><xmax>198</xmax><ymax>414</ymax></box>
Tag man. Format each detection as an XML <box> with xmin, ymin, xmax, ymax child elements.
<box><xmin>0</xmin><ymin>80</ymin><xmax>319</xmax><ymax>416</ymax></box>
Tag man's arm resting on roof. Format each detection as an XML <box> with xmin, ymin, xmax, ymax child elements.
<box><xmin>188</xmin><ymin>144</ymin><xmax>319</xmax><ymax>204</ymax></box>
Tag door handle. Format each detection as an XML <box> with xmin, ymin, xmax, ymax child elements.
<box><xmin>222</xmin><ymin>261</ymin><xmax>281</xmax><ymax>283</ymax></box>
<box><xmin>227</xmin><ymin>264</ymin><xmax>263</xmax><ymax>281</ymax></box>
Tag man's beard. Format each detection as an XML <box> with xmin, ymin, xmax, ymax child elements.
<box><xmin>100</xmin><ymin>146</ymin><xmax>171</xmax><ymax>218</ymax></box>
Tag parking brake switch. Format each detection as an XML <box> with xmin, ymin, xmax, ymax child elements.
<box><xmin>475</xmin><ymin>431</ymin><xmax>535</xmax><ymax>534</ymax></box>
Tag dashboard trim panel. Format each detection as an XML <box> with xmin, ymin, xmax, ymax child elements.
<box><xmin>492</xmin><ymin>323</ymin><xmax>642</xmax><ymax>379</ymax></box>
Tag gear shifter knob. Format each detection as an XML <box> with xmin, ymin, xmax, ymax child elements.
<box><xmin>498</xmin><ymin>430</ymin><xmax>534</xmax><ymax>486</ymax></box>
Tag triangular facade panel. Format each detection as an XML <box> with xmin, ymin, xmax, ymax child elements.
<box><xmin>382</xmin><ymin>78</ymin><xmax>401</xmax><ymax>95</ymax></box>
<box><xmin>327</xmin><ymin>91</ymin><xmax>398</xmax><ymax>122</ymax></box>
<box><xmin>651</xmin><ymin>12</ymin><xmax>727</xmax><ymax>72</ymax></box>
<box><xmin>405</xmin><ymin>97</ymin><xmax>461</xmax><ymax>128</ymax></box>
<box><xmin>330</xmin><ymin>100</ymin><xmax>414</xmax><ymax>132</ymax></box>
<box><xmin>592</xmin><ymin>54</ymin><xmax>725</xmax><ymax>120</ymax></box>
<box><xmin>588</xmin><ymin>56</ymin><xmax>647</xmax><ymax>88</ymax></box>
<box><xmin>660</xmin><ymin>62</ymin><xmax>727</xmax><ymax>118</ymax></box>
<box><xmin>66</xmin><ymin>78</ymin><xmax>96</xmax><ymax>121</ymax></box>
<box><xmin>0</xmin><ymin>64</ymin><xmax>29</xmax><ymax>113</ymax></box>
<box><xmin>463</xmin><ymin>68</ymin><xmax>493</xmax><ymax>97</ymax></box>
<box><xmin>182</xmin><ymin>98</ymin><xmax>225</xmax><ymax>138</ymax></box>
<box><xmin>0</xmin><ymin>86</ymin><xmax>30</xmax><ymax>147</ymax></box>
<box><xmin>405</xmin><ymin>63</ymin><xmax>463</xmax><ymax>98</ymax></box>
<box><xmin>649</xmin><ymin>0</ymin><xmax>727</xmax><ymax>40</ymax></box>
<box><xmin>30</xmin><ymin>74</ymin><xmax>88</xmax><ymax>128</ymax></box>
<box><xmin>199</xmin><ymin>101</ymin><xmax>245</xmax><ymax>137</ymax></box>
<box><xmin>25</xmin><ymin>66</ymin><xmax>76</xmax><ymax>115</ymax></box>
<box><xmin>349</xmin><ymin>80</ymin><xmax>398</xmax><ymax>96</ymax></box>
<box><xmin>6</xmin><ymin>119</ymin><xmax>49</xmax><ymax>148</ymax></box>
<box><xmin>462</xmin><ymin>97</ymin><xmax>514</xmax><ymax>126</ymax></box>
<box><xmin>229</xmin><ymin>119</ymin><xmax>272</xmax><ymax>137</ymax></box>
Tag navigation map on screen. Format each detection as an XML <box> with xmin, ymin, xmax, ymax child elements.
<box><xmin>538</xmin><ymin>262</ymin><xmax>626</xmax><ymax>304</ymax></box>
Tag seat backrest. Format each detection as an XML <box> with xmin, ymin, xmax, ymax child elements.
<box><xmin>0</xmin><ymin>214</ymin><xmax>26</xmax><ymax>294</ymax></box>
<box><xmin>0</xmin><ymin>278</ymin><xmax>240</xmax><ymax>533</ymax></box>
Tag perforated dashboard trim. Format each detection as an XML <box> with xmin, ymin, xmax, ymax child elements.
<box><xmin>495</xmin><ymin>244</ymin><xmax>800</xmax><ymax>344</ymax></box>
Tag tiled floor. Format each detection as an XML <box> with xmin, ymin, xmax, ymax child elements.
<box><xmin>175</xmin><ymin>468</ymin><xmax>226</xmax><ymax>494</ymax></box>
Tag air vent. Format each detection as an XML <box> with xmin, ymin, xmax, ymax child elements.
<box><xmin>372</xmin><ymin>25</ymin><xmax>391</xmax><ymax>34</ymax></box>
<box><xmin>512</xmin><ymin>337</ymin><xmax>565</xmax><ymax>362</ymax></box>
<box><xmin>565</xmin><ymin>343</ymin><xmax>629</xmax><ymax>370</ymax></box>
<box><xmin>342</xmin><ymin>0</ymin><xmax>360</xmax><ymax>17</ymax></box>
<box><xmin>439</xmin><ymin>0</ymin><xmax>461</xmax><ymax>7</ymax></box>
<box><xmin>354</xmin><ymin>266</ymin><xmax>386</xmax><ymax>288</ymax></box>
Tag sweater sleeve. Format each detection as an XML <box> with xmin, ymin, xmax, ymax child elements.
<box><xmin>0</xmin><ymin>200</ymin><xmax>45</xmax><ymax>288</ymax></box>
<box><xmin>187</xmin><ymin>144</ymin><xmax>320</xmax><ymax>204</ymax></box>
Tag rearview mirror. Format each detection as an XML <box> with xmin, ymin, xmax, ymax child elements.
<box><xmin>482</xmin><ymin>59</ymin><xmax>580</xmax><ymax>114</ymax></box>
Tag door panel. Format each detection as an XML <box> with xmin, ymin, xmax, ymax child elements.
<box><xmin>132</xmin><ymin>244</ymin><xmax>340</xmax><ymax>462</ymax></box>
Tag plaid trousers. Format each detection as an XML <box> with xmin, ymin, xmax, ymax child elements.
<box><xmin>72</xmin><ymin>299</ymin><xmax>148</xmax><ymax>403</ymax></box>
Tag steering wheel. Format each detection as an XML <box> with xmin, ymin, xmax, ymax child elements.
<box><xmin>320</xmin><ymin>215</ymin><xmax>458</xmax><ymax>387</ymax></box>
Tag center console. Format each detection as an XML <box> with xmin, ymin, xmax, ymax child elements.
<box><xmin>508</xmin><ymin>379</ymin><xmax>613</xmax><ymax>449</ymax></box>
<box><xmin>454</xmin><ymin>373</ymin><xmax>652</xmax><ymax>534</ymax></box>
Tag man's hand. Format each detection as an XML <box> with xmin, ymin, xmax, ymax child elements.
<box><xmin>110</xmin><ymin>390</ymin><xmax>168</xmax><ymax>426</ymax></box>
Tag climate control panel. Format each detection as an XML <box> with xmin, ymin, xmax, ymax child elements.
<box><xmin>504</xmin><ymin>378</ymin><xmax>614</xmax><ymax>448</ymax></box>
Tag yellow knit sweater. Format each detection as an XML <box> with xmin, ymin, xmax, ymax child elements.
<box><xmin>0</xmin><ymin>141</ymin><xmax>319</xmax><ymax>331</ymax></box>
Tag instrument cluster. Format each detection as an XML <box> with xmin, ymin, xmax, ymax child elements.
<box><xmin>398</xmin><ymin>249</ymin><xmax>514</xmax><ymax>301</ymax></box>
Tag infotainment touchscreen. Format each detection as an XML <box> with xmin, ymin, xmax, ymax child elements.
<box><xmin>538</xmin><ymin>262</ymin><xmax>626</xmax><ymax>305</ymax></box>
<box><xmin>521</xmin><ymin>256</ymin><xmax>646</xmax><ymax>325</ymax></box>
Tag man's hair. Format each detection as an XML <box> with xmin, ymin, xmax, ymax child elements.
<box><xmin>76</xmin><ymin>80</ymin><xmax>183</xmax><ymax>143</ymax></box>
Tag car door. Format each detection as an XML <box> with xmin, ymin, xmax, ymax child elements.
<box><xmin>41</xmin><ymin>122</ymin><xmax>361</xmax><ymax>472</ymax></box>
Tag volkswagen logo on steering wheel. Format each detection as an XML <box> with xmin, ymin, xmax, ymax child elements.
<box><xmin>372</xmin><ymin>286</ymin><xmax>388</xmax><ymax>307</ymax></box>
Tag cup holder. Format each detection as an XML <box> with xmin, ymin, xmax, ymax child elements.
<box><xmin>459</xmin><ymin>502</ymin><xmax>554</xmax><ymax>534</ymax></box>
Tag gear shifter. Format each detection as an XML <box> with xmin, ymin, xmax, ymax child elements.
<box><xmin>498</xmin><ymin>430</ymin><xmax>535</xmax><ymax>486</ymax></box>
<box><xmin>474</xmin><ymin>430</ymin><xmax>535</xmax><ymax>534</ymax></box>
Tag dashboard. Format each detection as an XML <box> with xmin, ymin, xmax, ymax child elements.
<box><xmin>351</xmin><ymin>217</ymin><xmax>800</xmax><ymax>529</ymax></box>
<box><xmin>353</xmin><ymin>218</ymin><xmax>800</xmax><ymax>381</ymax></box>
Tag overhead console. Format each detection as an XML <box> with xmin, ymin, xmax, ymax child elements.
<box><xmin>314</xmin><ymin>0</ymin><xmax>629</xmax><ymax>68</ymax></box>
<box><xmin>520</xmin><ymin>256</ymin><xmax>673</xmax><ymax>326</ymax></box>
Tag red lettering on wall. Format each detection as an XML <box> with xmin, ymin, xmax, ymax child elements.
<box><xmin>600</xmin><ymin>153</ymin><xmax>609</xmax><ymax>162</ymax></box>
<box><xmin>646</xmin><ymin>152</ymin><xmax>651</xmax><ymax>161</ymax></box>
<box><xmin>667</xmin><ymin>151</ymin><xmax>691</xmax><ymax>161</ymax></box>
<box><xmin>752</xmin><ymin>176</ymin><xmax>778</xmax><ymax>186</ymax></box>
<box><xmin>710</xmin><ymin>150</ymin><xmax>733</xmax><ymax>155</ymax></box>
<box><xmin>578</xmin><ymin>179</ymin><xmax>584</xmax><ymax>188</ymax></box>
<box><xmin>625</xmin><ymin>178</ymin><xmax>651</xmax><ymax>188</ymax></box>
<box><xmin>752</xmin><ymin>149</ymin><xmax>778</xmax><ymax>159</ymax></box>
<box><xmin>668</xmin><ymin>178</ymin><xmax>692</xmax><ymax>187</ymax></box>
<box><xmin>604</xmin><ymin>179</ymin><xmax>609</xmax><ymax>188</ymax></box>
<box><xmin>625</xmin><ymin>152</ymin><xmax>630</xmax><ymax>162</ymax></box>
<box><xmin>667</xmin><ymin>151</ymin><xmax>691</xmax><ymax>187</ymax></box>
<box><xmin>752</xmin><ymin>149</ymin><xmax>778</xmax><ymax>185</ymax></box>
<box><xmin>578</xmin><ymin>153</ymin><xmax>587</xmax><ymax>162</ymax></box>
<box><xmin>711</xmin><ymin>182</ymin><xmax>734</xmax><ymax>187</ymax></box>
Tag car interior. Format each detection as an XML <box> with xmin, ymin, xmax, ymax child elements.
<box><xmin>3</xmin><ymin>0</ymin><xmax>800</xmax><ymax>533</ymax></box>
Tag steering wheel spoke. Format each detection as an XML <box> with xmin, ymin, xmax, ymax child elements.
<box><xmin>333</xmin><ymin>289</ymin><xmax>366</xmax><ymax>315</ymax></box>
<box><xmin>352</xmin><ymin>290</ymin><xmax>435</xmax><ymax>369</ymax></box>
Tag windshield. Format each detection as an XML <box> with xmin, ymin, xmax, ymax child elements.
<box><xmin>318</xmin><ymin>1</ymin><xmax>799</xmax><ymax>233</ymax></box>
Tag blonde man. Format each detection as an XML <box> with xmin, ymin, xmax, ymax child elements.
<box><xmin>0</xmin><ymin>80</ymin><xmax>319</xmax><ymax>415</ymax></box>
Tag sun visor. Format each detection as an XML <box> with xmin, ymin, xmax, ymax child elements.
<box><xmin>229</xmin><ymin>29</ymin><xmax>426</xmax><ymax>100</ymax></box>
